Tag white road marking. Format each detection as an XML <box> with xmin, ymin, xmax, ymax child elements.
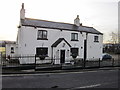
<box><xmin>68</xmin><ymin>84</ymin><xmax>101</xmax><ymax>89</ymax></box>
<box><xmin>79</xmin><ymin>84</ymin><xmax>101</xmax><ymax>88</ymax></box>
<box><xmin>69</xmin><ymin>81</ymin><xmax>118</xmax><ymax>90</ymax></box>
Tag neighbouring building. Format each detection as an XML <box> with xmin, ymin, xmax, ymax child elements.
<box><xmin>3</xmin><ymin>41</ymin><xmax>17</xmax><ymax>58</ymax></box>
<box><xmin>103</xmin><ymin>43</ymin><xmax>120</xmax><ymax>54</ymax></box>
<box><xmin>6</xmin><ymin>3</ymin><xmax>103</xmax><ymax>64</ymax></box>
<box><xmin>0</xmin><ymin>40</ymin><xmax>16</xmax><ymax>54</ymax></box>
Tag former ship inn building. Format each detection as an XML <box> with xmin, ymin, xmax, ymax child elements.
<box><xmin>6</xmin><ymin>3</ymin><xmax>103</xmax><ymax>64</ymax></box>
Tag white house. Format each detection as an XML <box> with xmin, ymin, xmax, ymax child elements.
<box><xmin>6</xmin><ymin>3</ymin><xmax>103</xmax><ymax>64</ymax></box>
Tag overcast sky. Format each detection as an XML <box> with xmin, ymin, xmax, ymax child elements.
<box><xmin>0</xmin><ymin>0</ymin><xmax>119</xmax><ymax>43</ymax></box>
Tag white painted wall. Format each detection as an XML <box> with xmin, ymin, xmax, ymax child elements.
<box><xmin>87</xmin><ymin>33</ymin><xmax>103</xmax><ymax>60</ymax></box>
<box><xmin>17</xmin><ymin>26</ymin><xmax>85</xmax><ymax>64</ymax></box>
<box><xmin>16</xmin><ymin>26</ymin><xmax>103</xmax><ymax>64</ymax></box>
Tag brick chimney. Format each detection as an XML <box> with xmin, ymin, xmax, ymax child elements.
<box><xmin>74</xmin><ymin>15</ymin><xmax>80</xmax><ymax>26</ymax></box>
<box><xmin>20</xmin><ymin>3</ymin><xmax>25</xmax><ymax>20</ymax></box>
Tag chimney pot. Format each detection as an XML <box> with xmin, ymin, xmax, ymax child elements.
<box><xmin>74</xmin><ymin>15</ymin><xmax>80</xmax><ymax>26</ymax></box>
<box><xmin>20</xmin><ymin>3</ymin><xmax>25</xmax><ymax>20</ymax></box>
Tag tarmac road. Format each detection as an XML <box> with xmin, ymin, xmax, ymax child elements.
<box><xmin>2</xmin><ymin>69</ymin><xmax>119</xmax><ymax>89</ymax></box>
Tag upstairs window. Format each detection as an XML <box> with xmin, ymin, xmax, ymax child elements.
<box><xmin>37</xmin><ymin>30</ymin><xmax>48</xmax><ymax>40</ymax></box>
<box><xmin>94</xmin><ymin>36</ymin><xmax>99</xmax><ymax>42</ymax></box>
<box><xmin>71</xmin><ymin>33</ymin><xmax>78</xmax><ymax>41</ymax></box>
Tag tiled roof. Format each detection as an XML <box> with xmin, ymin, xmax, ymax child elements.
<box><xmin>21</xmin><ymin>18</ymin><xmax>103</xmax><ymax>35</ymax></box>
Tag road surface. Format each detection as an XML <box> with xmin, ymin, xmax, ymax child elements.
<box><xmin>2</xmin><ymin>69</ymin><xmax>119</xmax><ymax>89</ymax></box>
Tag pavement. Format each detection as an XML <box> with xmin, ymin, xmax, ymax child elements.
<box><xmin>2</xmin><ymin>66</ymin><xmax>120</xmax><ymax>75</ymax></box>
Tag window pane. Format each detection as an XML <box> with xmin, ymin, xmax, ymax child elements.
<box><xmin>36</xmin><ymin>47</ymin><xmax>48</xmax><ymax>56</ymax></box>
<box><xmin>43</xmin><ymin>31</ymin><xmax>47</xmax><ymax>38</ymax></box>
<box><xmin>71</xmin><ymin>48</ymin><xmax>79</xmax><ymax>55</ymax></box>
<box><xmin>37</xmin><ymin>30</ymin><xmax>47</xmax><ymax>39</ymax></box>
<box><xmin>38</xmin><ymin>31</ymin><xmax>42</xmax><ymax>38</ymax></box>
<box><xmin>75</xmin><ymin>34</ymin><xmax>78</xmax><ymax>40</ymax></box>
<box><xmin>71</xmin><ymin>33</ymin><xmax>78</xmax><ymax>40</ymax></box>
<box><xmin>71</xmin><ymin>33</ymin><xmax>74</xmax><ymax>40</ymax></box>
<box><xmin>94</xmin><ymin>36</ymin><xmax>99</xmax><ymax>42</ymax></box>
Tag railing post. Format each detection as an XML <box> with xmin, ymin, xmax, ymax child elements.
<box><xmin>51</xmin><ymin>58</ymin><xmax>54</xmax><ymax>65</ymax></box>
<box><xmin>112</xmin><ymin>58</ymin><xmax>114</xmax><ymax>66</ymax></box>
<box><xmin>35</xmin><ymin>54</ymin><xmax>36</xmax><ymax>69</ymax></box>
<box><xmin>99</xmin><ymin>58</ymin><xmax>101</xmax><ymax>68</ymax></box>
<box><xmin>83</xmin><ymin>59</ymin><xmax>86</xmax><ymax>68</ymax></box>
<box><xmin>0</xmin><ymin>52</ymin><xmax>2</xmax><ymax>65</ymax></box>
<box><xmin>52</xmin><ymin>57</ymin><xmax>55</xmax><ymax>65</ymax></box>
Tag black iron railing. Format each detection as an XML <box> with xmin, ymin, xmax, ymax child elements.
<box><xmin>1</xmin><ymin>54</ymin><xmax>120</xmax><ymax>70</ymax></box>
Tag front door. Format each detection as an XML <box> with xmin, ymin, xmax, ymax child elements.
<box><xmin>60</xmin><ymin>50</ymin><xmax>65</xmax><ymax>63</ymax></box>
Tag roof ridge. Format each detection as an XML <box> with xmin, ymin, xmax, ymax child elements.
<box><xmin>22</xmin><ymin>18</ymin><xmax>103</xmax><ymax>35</ymax></box>
<box><xmin>25</xmin><ymin>18</ymin><xmax>74</xmax><ymax>25</ymax></box>
<box><xmin>25</xmin><ymin>18</ymin><xmax>93</xmax><ymax>28</ymax></box>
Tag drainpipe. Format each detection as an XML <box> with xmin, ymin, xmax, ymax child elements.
<box><xmin>51</xmin><ymin>47</ymin><xmax>54</xmax><ymax>64</ymax></box>
<box><xmin>86</xmin><ymin>33</ymin><xmax>88</xmax><ymax>59</ymax></box>
<box><xmin>83</xmin><ymin>33</ymin><xmax>88</xmax><ymax>68</ymax></box>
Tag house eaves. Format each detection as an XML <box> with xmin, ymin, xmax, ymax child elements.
<box><xmin>21</xmin><ymin>18</ymin><xmax>103</xmax><ymax>35</ymax></box>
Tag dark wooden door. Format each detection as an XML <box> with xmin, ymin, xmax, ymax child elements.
<box><xmin>60</xmin><ymin>50</ymin><xmax>65</xmax><ymax>63</ymax></box>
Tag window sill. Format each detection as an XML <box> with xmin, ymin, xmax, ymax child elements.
<box><xmin>71</xmin><ymin>40</ymin><xmax>79</xmax><ymax>41</ymax></box>
<box><xmin>37</xmin><ymin>38</ymin><xmax>48</xmax><ymax>40</ymax></box>
<box><xmin>94</xmin><ymin>41</ymin><xmax>99</xmax><ymax>42</ymax></box>
<box><xmin>36</xmin><ymin>55</ymin><xmax>48</xmax><ymax>57</ymax></box>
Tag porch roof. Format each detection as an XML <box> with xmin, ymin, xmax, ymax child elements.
<box><xmin>51</xmin><ymin>38</ymin><xmax>71</xmax><ymax>47</ymax></box>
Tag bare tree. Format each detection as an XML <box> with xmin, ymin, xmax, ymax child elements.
<box><xmin>109</xmin><ymin>32</ymin><xmax>118</xmax><ymax>44</ymax></box>
<box><xmin>118</xmin><ymin>30</ymin><xmax>120</xmax><ymax>44</ymax></box>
